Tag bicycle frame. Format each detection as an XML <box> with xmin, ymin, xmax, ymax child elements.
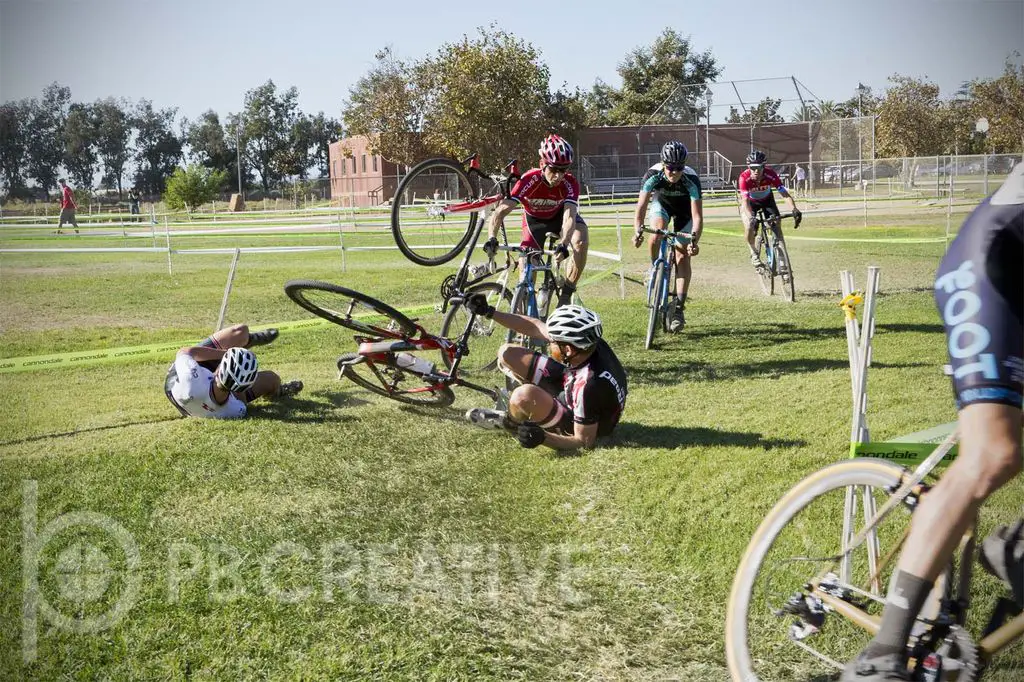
<box><xmin>506</xmin><ymin>234</ymin><xmax>560</xmax><ymax>318</ymax></box>
<box><xmin>642</xmin><ymin>226</ymin><xmax>689</xmax><ymax>313</ymax></box>
<box><xmin>754</xmin><ymin>210</ymin><xmax>795</xmax><ymax>274</ymax></box>
<box><xmin>802</xmin><ymin>430</ymin><xmax>1024</xmax><ymax>663</ymax></box>
<box><xmin>350</xmin><ymin>300</ymin><xmax>499</xmax><ymax>403</ymax></box>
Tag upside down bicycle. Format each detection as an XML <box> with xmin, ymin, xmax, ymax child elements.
<box><xmin>284</xmin><ymin>279</ymin><xmax>501</xmax><ymax>407</ymax></box>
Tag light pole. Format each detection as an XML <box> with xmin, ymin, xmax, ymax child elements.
<box><xmin>856</xmin><ymin>83</ymin><xmax>869</xmax><ymax>184</ymax></box>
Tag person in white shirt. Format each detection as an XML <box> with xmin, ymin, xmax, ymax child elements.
<box><xmin>793</xmin><ymin>164</ymin><xmax>807</xmax><ymax>195</ymax></box>
<box><xmin>164</xmin><ymin>324</ymin><xmax>302</xmax><ymax>418</ymax></box>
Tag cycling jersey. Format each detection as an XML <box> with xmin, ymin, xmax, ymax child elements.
<box><xmin>641</xmin><ymin>163</ymin><xmax>702</xmax><ymax>229</ymax></box>
<box><xmin>527</xmin><ymin>340</ymin><xmax>628</xmax><ymax>437</ymax></box>
<box><xmin>510</xmin><ymin>168</ymin><xmax>586</xmax><ymax>249</ymax></box>
<box><xmin>934</xmin><ymin>162</ymin><xmax>1024</xmax><ymax>409</ymax></box>
<box><xmin>738</xmin><ymin>166</ymin><xmax>788</xmax><ymax>204</ymax></box>
<box><xmin>165</xmin><ymin>352</ymin><xmax>247</xmax><ymax>419</ymax></box>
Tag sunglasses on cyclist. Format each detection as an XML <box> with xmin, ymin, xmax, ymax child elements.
<box><xmin>546</xmin><ymin>164</ymin><xmax>571</xmax><ymax>173</ymax></box>
<box><xmin>748</xmin><ymin>164</ymin><xmax>764</xmax><ymax>171</ymax></box>
<box><xmin>664</xmin><ymin>164</ymin><xmax>685</xmax><ymax>172</ymax></box>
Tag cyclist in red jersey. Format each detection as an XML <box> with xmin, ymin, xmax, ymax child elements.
<box><xmin>737</xmin><ymin>150</ymin><xmax>802</xmax><ymax>270</ymax></box>
<box><xmin>482</xmin><ymin>134</ymin><xmax>588</xmax><ymax>306</ymax></box>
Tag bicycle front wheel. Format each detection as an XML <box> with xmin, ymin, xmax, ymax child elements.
<box><xmin>645</xmin><ymin>262</ymin><xmax>666</xmax><ymax>350</ymax></box>
<box><xmin>337</xmin><ymin>353</ymin><xmax>455</xmax><ymax>407</ymax></box>
<box><xmin>390</xmin><ymin>158</ymin><xmax>480</xmax><ymax>266</ymax></box>
<box><xmin>439</xmin><ymin>282</ymin><xmax>513</xmax><ymax>374</ymax></box>
<box><xmin>285</xmin><ymin>280</ymin><xmax>416</xmax><ymax>337</ymax></box>
<box><xmin>725</xmin><ymin>459</ymin><xmax>920</xmax><ymax>682</ymax></box>
<box><xmin>774</xmin><ymin>241</ymin><xmax>796</xmax><ymax>303</ymax></box>
<box><xmin>753</xmin><ymin>232</ymin><xmax>774</xmax><ymax>296</ymax></box>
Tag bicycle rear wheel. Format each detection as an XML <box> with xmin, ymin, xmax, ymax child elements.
<box><xmin>753</xmin><ymin>232</ymin><xmax>775</xmax><ymax>296</ymax></box>
<box><xmin>645</xmin><ymin>262</ymin><xmax>666</xmax><ymax>350</ymax></box>
<box><xmin>439</xmin><ymin>281</ymin><xmax>513</xmax><ymax>374</ymax></box>
<box><xmin>774</xmin><ymin>241</ymin><xmax>796</xmax><ymax>303</ymax></box>
<box><xmin>285</xmin><ymin>280</ymin><xmax>417</xmax><ymax>337</ymax></box>
<box><xmin>337</xmin><ymin>353</ymin><xmax>455</xmax><ymax>407</ymax></box>
<box><xmin>725</xmin><ymin>459</ymin><xmax>927</xmax><ymax>682</ymax></box>
<box><xmin>390</xmin><ymin>158</ymin><xmax>480</xmax><ymax>266</ymax></box>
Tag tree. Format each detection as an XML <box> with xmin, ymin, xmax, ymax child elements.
<box><xmin>583</xmin><ymin>79</ymin><xmax>617</xmax><ymax>126</ymax></box>
<box><xmin>876</xmin><ymin>75</ymin><xmax>945</xmax><ymax>157</ymax></box>
<box><xmin>62</xmin><ymin>103</ymin><xmax>99</xmax><ymax>192</ymax></box>
<box><xmin>605</xmin><ymin>28</ymin><xmax>721</xmax><ymax>126</ymax></box>
<box><xmin>307</xmin><ymin>112</ymin><xmax>343</xmax><ymax>178</ymax></box>
<box><xmin>280</xmin><ymin>113</ymin><xmax>314</xmax><ymax>179</ymax></box>
<box><xmin>414</xmin><ymin>27</ymin><xmax>555</xmax><ymax>166</ymax></box>
<box><xmin>343</xmin><ymin>46</ymin><xmax>431</xmax><ymax>165</ymax></box>
<box><xmin>235</xmin><ymin>80</ymin><xmax>301</xmax><ymax>193</ymax></box>
<box><xmin>0</xmin><ymin>100</ymin><xmax>32</xmax><ymax>199</ymax></box>
<box><xmin>25</xmin><ymin>82</ymin><xmax>71</xmax><ymax>194</ymax></box>
<box><xmin>164</xmin><ymin>164</ymin><xmax>228</xmax><ymax>215</ymax></box>
<box><xmin>968</xmin><ymin>57</ymin><xmax>1024</xmax><ymax>153</ymax></box>
<box><xmin>543</xmin><ymin>87</ymin><xmax>591</xmax><ymax>144</ymax></box>
<box><xmin>132</xmin><ymin>100</ymin><xmax>183</xmax><ymax>195</ymax></box>
<box><xmin>726</xmin><ymin>97</ymin><xmax>784</xmax><ymax>124</ymax></box>
<box><xmin>93</xmin><ymin>97</ymin><xmax>133</xmax><ymax>195</ymax></box>
<box><xmin>182</xmin><ymin>110</ymin><xmax>236</xmax><ymax>191</ymax></box>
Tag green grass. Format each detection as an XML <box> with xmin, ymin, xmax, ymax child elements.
<box><xmin>1</xmin><ymin>207</ymin><xmax>1022</xmax><ymax>680</ymax></box>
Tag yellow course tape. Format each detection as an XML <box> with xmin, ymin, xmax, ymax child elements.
<box><xmin>0</xmin><ymin>305</ymin><xmax>438</xmax><ymax>375</ymax></box>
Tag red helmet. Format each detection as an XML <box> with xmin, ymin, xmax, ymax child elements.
<box><xmin>539</xmin><ymin>134</ymin><xmax>573</xmax><ymax>166</ymax></box>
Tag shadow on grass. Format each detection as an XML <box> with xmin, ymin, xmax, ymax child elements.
<box><xmin>628</xmin><ymin>356</ymin><xmax>931</xmax><ymax>386</ymax></box>
<box><xmin>250</xmin><ymin>390</ymin><xmax>369</xmax><ymax>424</ymax></box>
<box><xmin>876</xmin><ymin>322</ymin><xmax>944</xmax><ymax>334</ymax></box>
<box><xmin>0</xmin><ymin>416</ymin><xmax>182</xmax><ymax>447</ymax></box>
<box><xmin>609</xmin><ymin>422</ymin><xmax>806</xmax><ymax>450</ymax></box>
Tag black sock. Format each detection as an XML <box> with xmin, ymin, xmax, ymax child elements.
<box><xmin>864</xmin><ymin>570</ymin><xmax>934</xmax><ymax>658</ymax></box>
<box><xmin>678</xmin><ymin>293</ymin><xmax>687</xmax><ymax>307</ymax></box>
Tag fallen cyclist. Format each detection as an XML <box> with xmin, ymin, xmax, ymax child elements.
<box><xmin>463</xmin><ymin>296</ymin><xmax>627</xmax><ymax>451</ymax></box>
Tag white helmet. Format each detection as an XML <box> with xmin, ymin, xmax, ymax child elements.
<box><xmin>546</xmin><ymin>305</ymin><xmax>603</xmax><ymax>349</ymax></box>
<box><xmin>215</xmin><ymin>347</ymin><xmax>259</xmax><ymax>392</ymax></box>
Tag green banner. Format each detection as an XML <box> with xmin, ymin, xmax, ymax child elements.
<box><xmin>851</xmin><ymin>441</ymin><xmax>958</xmax><ymax>465</ymax></box>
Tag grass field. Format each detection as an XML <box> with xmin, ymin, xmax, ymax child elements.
<box><xmin>2</xmin><ymin>205</ymin><xmax>1022</xmax><ymax>680</ymax></box>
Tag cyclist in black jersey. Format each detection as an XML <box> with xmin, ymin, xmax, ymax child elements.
<box><xmin>463</xmin><ymin>299</ymin><xmax>628</xmax><ymax>450</ymax></box>
<box><xmin>632</xmin><ymin>141</ymin><xmax>704</xmax><ymax>331</ymax></box>
<box><xmin>843</xmin><ymin>164</ymin><xmax>1024</xmax><ymax>681</ymax></box>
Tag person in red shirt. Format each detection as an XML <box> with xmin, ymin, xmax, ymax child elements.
<box><xmin>482</xmin><ymin>134</ymin><xmax>588</xmax><ymax>306</ymax></box>
<box><xmin>56</xmin><ymin>179</ymin><xmax>80</xmax><ymax>235</ymax></box>
<box><xmin>737</xmin><ymin>150</ymin><xmax>802</xmax><ymax>270</ymax></box>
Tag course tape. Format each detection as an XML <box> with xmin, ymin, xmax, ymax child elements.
<box><xmin>0</xmin><ymin>305</ymin><xmax>438</xmax><ymax>375</ymax></box>
<box><xmin>700</xmin><ymin>227</ymin><xmax>947</xmax><ymax>244</ymax></box>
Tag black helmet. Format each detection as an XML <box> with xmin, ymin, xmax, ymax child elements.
<box><xmin>661</xmin><ymin>140</ymin><xmax>688</xmax><ymax>165</ymax></box>
<box><xmin>746</xmin><ymin>150</ymin><xmax>767</xmax><ymax>166</ymax></box>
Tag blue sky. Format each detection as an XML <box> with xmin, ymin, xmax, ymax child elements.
<box><xmin>2</xmin><ymin>0</ymin><xmax>1022</xmax><ymax>124</ymax></box>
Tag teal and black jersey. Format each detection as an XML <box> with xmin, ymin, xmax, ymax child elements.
<box><xmin>641</xmin><ymin>163</ymin><xmax>702</xmax><ymax>225</ymax></box>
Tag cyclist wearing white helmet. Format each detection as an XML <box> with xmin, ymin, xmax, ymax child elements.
<box><xmin>164</xmin><ymin>324</ymin><xmax>303</xmax><ymax>419</ymax></box>
<box><xmin>738</xmin><ymin>149</ymin><xmax>802</xmax><ymax>270</ymax></box>
<box><xmin>632</xmin><ymin>140</ymin><xmax>704</xmax><ymax>331</ymax></box>
<box><xmin>463</xmin><ymin>296</ymin><xmax>628</xmax><ymax>450</ymax></box>
<box><xmin>482</xmin><ymin>133</ymin><xmax>589</xmax><ymax>306</ymax></box>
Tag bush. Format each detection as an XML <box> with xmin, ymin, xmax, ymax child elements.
<box><xmin>164</xmin><ymin>165</ymin><xmax>228</xmax><ymax>215</ymax></box>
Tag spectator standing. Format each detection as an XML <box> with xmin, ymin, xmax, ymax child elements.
<box><xmin>128</xmin><ymin>188</ymin><xmax>141</xmax><ymax>222</ymax></box>
<box><xmin>793</xmin><ymin>164</ymin><xmax>807</xmax><ymax>196</ymax></box>
<box><xmin>56</xmin><ymin>179</ymin><xmax>79</xmax><ymax>234</ymax></box>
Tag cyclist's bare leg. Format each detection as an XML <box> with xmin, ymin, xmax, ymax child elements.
<box><xmin>646</xmin><ymin>214</ymin><xmax>668</xmax><ymax>263</ymax></box>
<box><xmin>239</xmin><ymin>370</ymin><xmax>281</xmax><ymax>402</ymax></box>
<box><xmin>497</xmin><ymin>344</ymin><xmax>536</xmax><ymax>384</ymax></box>
<box><xmin>210</xmin><ymin>324</ymin><xmax>251</xmax><ymax>349</ymax></box>
<box><xmin>898</xmin><ymin>403</ymin><xmax>1021</xmax><ymax>581</ymax></box>
<box><xmin>508</xmin><ymin>384</ymin><xmax>559</xmax><ymax>425</ymax></box>
<box><xmin>741</xmin><ymin>206</ymin><xmax>757</xmax><ymax>255</ymax></box>
<box><xmin>674</xmin><ymin>248</ymin><xmax>691</xmax><ymax>299</ymax></box>
<box><xmin>854</xmin><ymin>403</ymin><xmax>1021</xmax><ymax>668</ymax></box>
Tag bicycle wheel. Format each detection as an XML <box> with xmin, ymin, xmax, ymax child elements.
<box><xmin>774</xmin><ymin>240</ymin><xmax>796</xmax><ymax>303</ymax></box>
<box><xmin>753</xmin><ymin>231</ymin><xmax>775</xmax><ymax>296</ymax></box>
<box><xmin>726</xmin><ymin>459</ymin><xmax>926</xmax><ymax>682</ymax></box>
<box><xmin>285</xmin><ymin>280</ymin><xmax>416</xmax><ymax>337</ymax></box>
<box><xmin>439</xmin><ymin>281</ymin><xmax>513</xmax><ymax>374</ymax></box>
<box><xmin>390</xmin><ymin>158</ymin><xmax>480</xmax><ymax>266</ymax></box>
<box><xmin>337</xmin><ymin>353</ymin><xmax>455</xmax><ymax>407</ymax></box>
<box><xmin>645</xmin><ymin>261</ymin><xmax>666</xmax><ymax>350</ymax></box>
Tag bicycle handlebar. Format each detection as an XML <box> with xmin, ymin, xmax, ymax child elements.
<box><xmin>753</xmin><ymin>212</ymin><xmax>799</xmax><ymax>226</ymax></box>
<box><xmin>637</xmin><ymin>225</ymin><xmax>692</xmax><ymax>247</ymax></box>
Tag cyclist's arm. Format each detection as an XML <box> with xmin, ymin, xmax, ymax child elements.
<box><xmin>777</xmin><ymin>186</ymin><xmax>798</xmax><ymax>213</ymax></box>
<box><xmin>558</xmin><ymin>203</ymin><xmax>578</xmax><ymax>248</ymax></box>
<box><xmin>179</xmin><ymin>346</ymin><xmax>226</xmax><ymax>363</ymax></box>
<box><xmin>487</xmin><ymin>198</ymin><xmax>517</xmax><ymax>239</ymax></box>
<box><xmin>490</xmin><ymin>309</ymin><xmax>550</xmax><ymax>341</ymax></box>
<box><xmin>634</xmin><ymin>190</ymin><xmax>651</xmax><ymax>232</ymax></box>
<box><xmin>540</xmin><ymin>421</ymin><xmax>599</xmax><ymax>450</ymax></box>
<box><xmin>690</xmin><ymin>199</ymin><xmax>704</xmax><ymax>244</ymax></box>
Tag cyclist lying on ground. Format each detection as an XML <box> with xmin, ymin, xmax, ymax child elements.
<box><xmin>632</xmin><ymin>140</ymin><xmax>704</xmax><ymax>332</ymax></box>
<box><xmin>482</xmin><ymin>134</ymin><xmax>588</xmax><ymax>307</ymax></box>
<box><xmin>842</xmin><ymin>162</ymin><xmax>1024</xmax><ymax>681</ymax></box>
<box><xmin>164</xmin><ymin>324</ymin><xmax>303</xmax><ymax>419</ymax></box>
<box><xmin>738</xmin><ymin>150</ymin><xmax>802</xmax><ymax>271</ymax></box>
<box><xmin>463</xmin><ymin>298</ymin><xmax>627</xmax><ymax>450</ymax></box>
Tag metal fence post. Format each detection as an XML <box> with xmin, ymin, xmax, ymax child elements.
<box><xmin>164</xmin><ymin>217</ymin><xmax>173</xmax><ymax>275</ymax></box>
